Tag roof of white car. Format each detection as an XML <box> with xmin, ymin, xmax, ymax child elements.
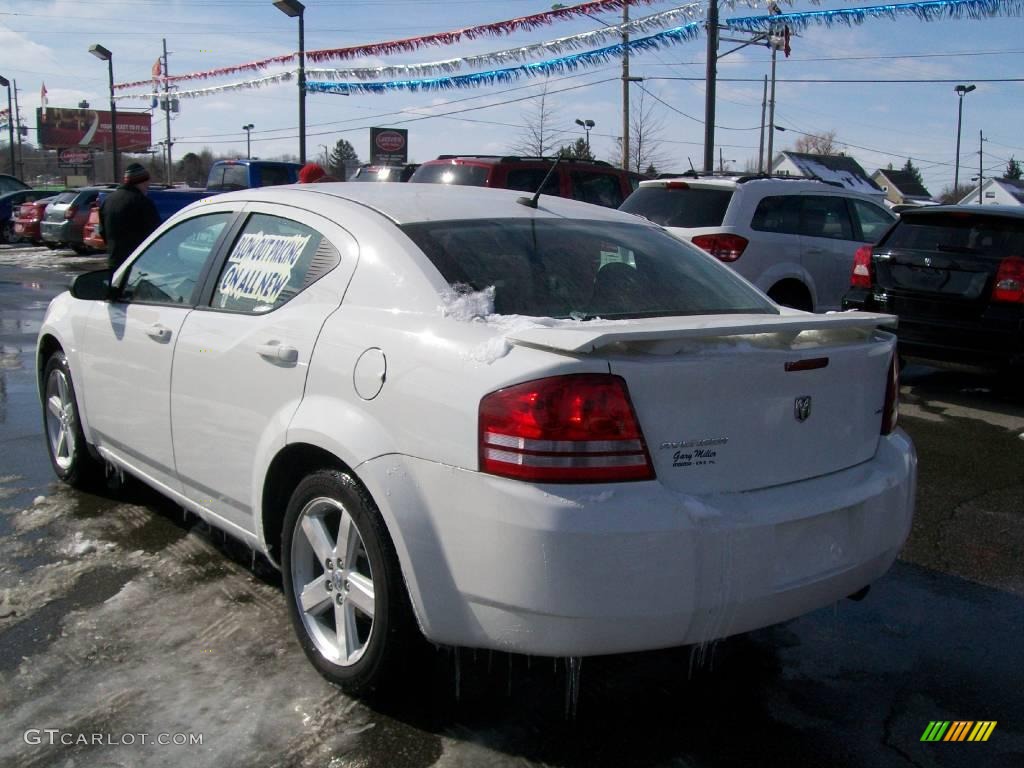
<box><xmin>637</xmin><ymin>175</ymin><xmax>877</xmax><ymax>197</ymax></box>
<box><xmin>204</xmin><ymin>183</ymin><xmax>642</xmax><ymax>226</ymax></box>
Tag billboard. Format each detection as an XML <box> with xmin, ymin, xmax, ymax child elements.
<box><xmin>37</xmin><ymin>107</ymin><xmax>152</xmax><ymax>151</ymax></box>
<box><xmin>370</xmin><ymin>127</ymin><xmax>408</xmax><ymax>166</ymax></box>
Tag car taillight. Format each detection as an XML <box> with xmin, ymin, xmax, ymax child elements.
<box><xmin>851</xmin><ymin>245</ymin><xmax>874</xmax><ymax>289</ymax></box>
<box><xmin>992</xmin><ymin>256</ymin><xmax>1024</xmax><ymax>303</ymax></box>
<box><xmin>479</xmin><ymin>373</ymin><xmax>654</xmax><ymax>483</ymax></box>
<box><xmin>691</xmin><ymin>233</ymin><xmax>748</xmax><ymax>262</ymax></box>
<box><xmin>881</xmin><ymin>354</ymin><xmax>899</xmax><ymax>435</ymax></box>
<box><xmin>64</xmin><ymin>205</ymin><xmax>77</xmax><ymax>220</ymax></box>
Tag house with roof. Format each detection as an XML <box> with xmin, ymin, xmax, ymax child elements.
<box><xmin>958</xmin><ymin>177</ymin><xmax>1024</xmax><ymax>207</ymax></box>
<box><xmin>770</xmin><ymin>151</ymin><xmax>884</xmax><ymax>197</ymax></box>
<box><xmin>871</xmin><ymin>168</ymin><xmax>935</xmax><ymax>206</ymax></box>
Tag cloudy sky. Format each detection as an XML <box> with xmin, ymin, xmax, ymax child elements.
<box><xmin>1</xmin><ymin>0</ymin><xmax>1021</xmax><ymax>195</ymax></box>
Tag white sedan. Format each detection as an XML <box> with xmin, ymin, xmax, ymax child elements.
<box><xmin>37</xmin><ymin>183</ymin><xmax>916</xmax><ymax>694</ymax></box>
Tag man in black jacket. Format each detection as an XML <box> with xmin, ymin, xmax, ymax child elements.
<box><xmin>100</xmin><ymin>162</ymin><xmax>161</xmax><ymax>270</ymax></box>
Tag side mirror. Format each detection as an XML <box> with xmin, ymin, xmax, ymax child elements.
<box><xmin>70</xmin><ymin>269</ymin><xmax>114</xmax><ymax>301</ymax></box>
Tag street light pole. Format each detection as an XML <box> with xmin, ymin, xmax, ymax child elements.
<box><xmin>575</xmin><ymin>118</ymin><xmax>595</xmax><ymax>153</ymax></box>
<box><xmin>273</xmin><ymin>0</ymin><xmax>306</xmax><ymax>165</ymax></box>
<box><xmin>953</xmin><ymin>83</ymin><xmax>975</xmax><ymax>192</ymax></box>
<box><xmin>89</xmin><ymin>44</ymin><xmax>118</xmax><ymax>182</ymax></box>
<box><xmin>0</xmin><ymin>76</ymin><xmax>14</xmax><ymax>177</ymax></box>
<box><xmin>243</xmin><ymin>124</ymin><xmax>254</xmax><ymax>159</ymax></box>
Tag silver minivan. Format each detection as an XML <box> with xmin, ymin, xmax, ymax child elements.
<box><xmin>620</xmin><ymin>176</ymin><xmax>896</xmax><ymax>311</ymax></box>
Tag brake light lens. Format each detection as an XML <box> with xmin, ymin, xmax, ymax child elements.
<box><xmin>479</xmin><ymin>374</ymin><xmax>654</xmax><ymax>483</ymax></box>
<box><xmin>851</xmin><ymin>245</ymin><xmax>874</xmax><ymax>289</ymax></box>
<box><xmin>664</xmin><ymin>181</ymin><xmax>690</xmax><ymax>190</ymax></box>
<box><xmin>691</xmin><ymin>233</ymin><xmax>748</xmax><ymax>262</ymax></box>
<box><xmin>881</xmin><ymin>354</ymin><xmax>899</xmax><ymax>435</ymax></box>
<box><xmin>992</xmin><ymin>256</ymin><xmax>1024</xmax><ymax>303</ymax></box>
<box><xmin>64</xmin><ymin>205</ymin><xmax>78</xmax><ymax>220</ymax></box>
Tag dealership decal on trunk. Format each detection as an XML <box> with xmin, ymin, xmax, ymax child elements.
<box><xmin>659</xmin><ymin>437</ymin><xmax>728</xmax><ymax>468</ymax></box>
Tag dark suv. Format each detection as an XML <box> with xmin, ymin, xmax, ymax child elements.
<box><xmin>410</xmin><ymin>155</ymin><xmax>639</xmax><ymax>208</ymax></box>
<box><xmin>842</xmin><ymin>205</ymin><xmax>1024</xmax><ymax>373</ymax></box>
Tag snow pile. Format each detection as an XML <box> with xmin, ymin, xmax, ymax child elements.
<box><xmin>61</xmin><ymin>531</ymin><xmax>113</xmax><ymax>557</ymax></box>
<box><xmin>438</xmin><ymin>284</ymin><xmax>495</xmax><ymax>321</ymax></box>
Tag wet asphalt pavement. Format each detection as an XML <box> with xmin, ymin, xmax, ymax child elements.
<box><xmin>0</xmin><ymin>243</ymin><xmax>1021</xmax><ymax>768</ymax></box>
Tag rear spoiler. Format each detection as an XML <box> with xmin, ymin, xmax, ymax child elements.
<box><xmin>507</xmin><ymin>311</ymin><xmax>897</xmax><ymax>354</ymax></box>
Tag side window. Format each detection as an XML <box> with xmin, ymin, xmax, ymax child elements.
<box><xmin>800</xmin><ymin>196</ymin><xmax>854</xmax><ymax>240</ymax></box>
<box><xmin>750</xmin><ymin>195</ymin><xmax>801</xmax><ymax>234</ymax></box>
<box><xmin>120</xmin><ymin>213</ymin><xmax>233</xmax><ymax>305</ymax></box>
<box><xmin>506</xmin><ymin>168</ymin><xmax>558</xmax><ymax>195</ymax></box>
<box><xmin>850</xmin><ymin>199</ymin><xmax>895</xmax><ymax>243</ymax></box>
<box><xmin>210</xmin><ymin>212</ymin><xmax>340</xmax><ymax>314</ymax></box>
<box><xmin>571</xmin><ymin>172</ymin><xmax>624</xmax><ymax>208</ymax></box>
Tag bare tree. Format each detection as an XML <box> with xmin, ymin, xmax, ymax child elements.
<box><xmin>614</xmin><ymin>89</ymin><xmax>670</xmax><ymax>174</ymax></box>
<box><xmin>938</xmin><ymin>183</ymin><xmax>973</xmax><ymax>204</ymax></box>
<box><xmin>511</xmin><ymin>81</ymin><xmax>569</xmax><ymax>158</ymax></box>
<box><xmin>793</xmin><ymin>129</ymin><xmax>837</xmax><ymax>156</ymax></box>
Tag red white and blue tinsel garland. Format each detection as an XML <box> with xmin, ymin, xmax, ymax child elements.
<box><xmin>726</xmin><ymin>0</ymin><xmax>1021</xmax><ymax>31</ymax></box>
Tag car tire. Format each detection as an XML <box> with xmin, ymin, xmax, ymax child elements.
<box><xmin>1</xmin><ymin>221</ymin><xmax>16</xmax><ymax>244</ymax></box>
<box><xmin>281</xmin><ymin>469</ymin><xmax>415</xmax><ymax>696</ymax></box>
<box><xmin>70</xmin><ymin>244</ymin><xmax>91</xmax><ymax>255</ymax></box>
<box><xmin>42</xmin><ymin>351</ymin><xmax>104</xmax><ymax>489</ymax></box>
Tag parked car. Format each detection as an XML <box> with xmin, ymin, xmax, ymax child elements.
<box><xmin>349</xmin><ymin>163</ymin><xmax>420</xmax><ymax>182</ymax></box>
<box><xmin>83</xmin><ymin>187</ymin><xmax>215</xmax><ymax>252</ymax></box>
<box><xmin>1</xmin><ymin>189</ymin><xmax>59</xmax><ymax>244</ymax></box>
<box><xmin>38</xmin><ymin>183</ymin><xmax>915</xmax><ymax>695</ymax></box>
<box><xmin>206</xmin><ymin>159</ymin><xmax>302</xmax><ymax>191</ymax></box>
<box><xmin>410</xmin><ymin>155</ymin><xmax>640</xmax><ymax>208</ymax></box>
<box><xmin>842</xmin><ymin>204</ymin><xmax>1024</xmax><ymax>374</ymax></box>
<box><xmin>40</xmin><ymin>186</ymin><xmax>118</xmax><ymax>253</ymax></box>
<box><xmin>13</xmin><ymin>197</ymin><xmax>57</xmax><ymax>246</ymax></box>
<box><xmin>620</xmin><ymin>174</ymin><xmax>896</xmax><ymax>311</ymax></box>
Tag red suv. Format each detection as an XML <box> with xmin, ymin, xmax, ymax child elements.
<box><xmin>410</xmin><ymin>155</ymin><xmax>639</xmax><ymax>209</ymax></box>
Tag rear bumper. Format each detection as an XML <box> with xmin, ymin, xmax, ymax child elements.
<box><xmin>14</xmin><ymin>221</ymin><xmax>41</xmax><ymax>240</ymax></box>
<box><xmin>359</xmin><ymin>430</ymin><xmax>916</xmax><ymax>656</ymax></box>
<box><xmin>40</xmin><ymin>220</ymin><xmax>72</xmax><ymax>244</ymax></box>
<box><xmin>843</xmin><ymin>288</ymin><xmax>1024</xmax><ymax>370</ymax></box>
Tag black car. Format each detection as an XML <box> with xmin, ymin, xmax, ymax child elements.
<box><xmin>842</xmin><ymin>205</ymin><xmax>1024</xmax><ymax>374</ymax></box>
<box><xmin>349</xmin><ymin>163</ymin><xmax>420</xmax><ymax>182</ymax></box>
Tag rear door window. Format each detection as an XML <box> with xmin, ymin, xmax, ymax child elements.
<box><xmin>750</xmin><ymin>195</ymin><xmax>801</xmax><ymax>234</ymax></box>
<box><xmin>620</xmin><ymin>186</ymin><xmax>733</xmax><ymax>228</ymax></box>
<box><xmin>506</xmin><ymin>168</ymin><xmax>559</xmax><ymax>195</ymax></box>
<box><xmin>570</xmin><ymin>171</ymin><xmax>624</xmax><ymax>208</ymax></box>
<box><xmin>210</xmin><ymin>213</ymin><xmax>338</xmax><ymax>314</ymax></box>
<box><xmin>799</xmin><ymin>196</ymin><xmax>854</xmax><ymax>240</ymax></box>
<box><xmin>257</xmin><ymin>165</ymin><xmax>292</xmax><ymax>187</ymax></box>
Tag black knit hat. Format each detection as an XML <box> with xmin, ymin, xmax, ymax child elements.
<box><xmin>123</xmin><ymin>163</ymin><xmax>150</xmax><ymax>184</ymax></box>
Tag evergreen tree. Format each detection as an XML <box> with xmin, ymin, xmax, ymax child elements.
<box><xmin>328</xmin><ymin>139</ymin><xmax>361</xmax><ymax>178</ymax></box>
<box><xmin>556</xmin><ymin>138</ymin><xmax>594</xmax><ymax>160</ymax></box>
<box><xmin>1004</xmin><ymin>156</ymin><xmax>1022</xmax><ymax>180</ymax></box>
<box><xmin>902</xmin><ymin>157</ymin><xmax>924</xmax><ymax>187</ymax></box>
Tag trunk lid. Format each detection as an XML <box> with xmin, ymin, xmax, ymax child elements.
<box><xmin>507</xmin><ymin>312</ymin><xmax>895</xmax><ymax>493</ymax></box>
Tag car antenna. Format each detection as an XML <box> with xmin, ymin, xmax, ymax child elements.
<box><xmin>687</xmin><ymin>157</ymin><xmax>696</xmax><ymax>173</ymax></box>
<box><xmin>517</xmin><ymin>156</ymin><xmax>562</xmax><ymax>209</ymax></box>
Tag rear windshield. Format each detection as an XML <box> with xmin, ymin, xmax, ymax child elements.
<box><xmin>207</xmin><ymin>164</ymin><xmax>248</xmax><ymax>191</ymax></box>
<box><xmin>402</xmin><ymin>218</ymin><xmax>775</xmax><ymax>319</ymax></box>
<box><xmin>410</xmin><ymin>163</ymin><xmax>489</xmax><ymax>187</ymax></box>
<box><xmin>620</xmin><ymin>186</ymin><xmax>733</xmax><ymax>228</ymax></box>
<box><xmin>52</xmin><ymin>192</ymin><xmax>78</xmax><ymax>204</ymax></box>
<box><xmin>885</xmin><ymin>212</ymin><xmax>1024</xmax><ymax>255</ymax></box>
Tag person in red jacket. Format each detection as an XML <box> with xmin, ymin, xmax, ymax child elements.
<box><xmin>100</xmin><ymin>163</ymin><xmax>160</xmax><ymax>270</ymax></box>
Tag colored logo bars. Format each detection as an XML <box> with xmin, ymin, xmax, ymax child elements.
<box><xmin>920</xmin><ymin>721</ymin><xmax>997</xmax><ymax>742</ymax></box>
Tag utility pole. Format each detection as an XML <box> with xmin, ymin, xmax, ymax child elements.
<box><xmin>162</xmin><ymin>38</ymin><xmax>173</xmax><ymax>185</ymax></box>
<box><xmin>12</xmin><ymin>80</ymin><xmax>23</xmax><ymax>179</ymax></box>
<box><xmin>703</xmin><ymin>0</ymin><xmax>719</xmax><ymax>172</ymax></box>
<box><xmin>621</xmin><ymin>2</ymin><xmax>630</xmax><ymax>171</ymax></box>
<box><xmin>765</xmin><ymin>42</ymin><xmax>778</xmax><ymax>174</ymax></box>
<box><xmin>758</xmin><ymin>75</ymin><xmax>767</xmax><ymax>172</ymax></box>
<box><xmin>978</xmin><ymin>129</ymin><xmax>984</xmax><ymax>204</ymax></box>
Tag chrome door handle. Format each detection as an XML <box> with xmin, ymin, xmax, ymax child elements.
<box><xmin>257</xmin><ymin>342</ymin><xmax>299</xmax><ymax>364</ymax></box>
<box><xmin>146</xmin><ymin>324</ymin><xmax>172</xmax><ymax>342</ymax></box>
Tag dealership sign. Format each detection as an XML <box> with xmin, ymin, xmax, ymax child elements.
<box><xmin>37</xmin><ymin>107</ymin><xmax>152</xmax><ymax>151</ymax></box>
<box><xmin>370</xmin><ymin>127</ymin><xmax>408</xmax><ymax>165</ymax></box>
<box><xmin>58</xmin><ymin>148</ymin><xmax>92</xmax><ymax>167</ymax></box>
